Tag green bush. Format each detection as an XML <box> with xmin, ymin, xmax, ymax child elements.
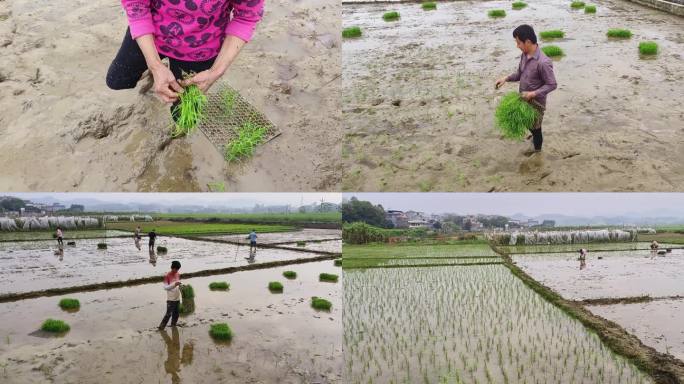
<box><xmin>342</xmin><ymin>27</ymin><xmax>362</xmax><ymax>38</ymax></box>
<box><xmin>541</xmin><ymin>45</ymin><xmax>564</xmax><ymax>57</ymax></box>
<box><xmin>180</xmin><ymin>284</ymin><xmax>194</xmax><ymax>299</ymax></box>
<box><xmin>58</xmin><ymin>298</ymin><xmax>80</xmax><ymax>310</ymax></box>
<box><xmin>511</xmin><ymin>2</ymin><xmax>527</xmax><ymax>9</ymax></box>
<box><xmin>422</xmin><ymin>2</ymin><xmax>437</xmax><ymax>10</ymax></box>
<box><xmin>283</xmin><ymin>271</ymin><xmax>297</xmax><ymax>279</ymax></box>
<box><xmin>540</xmin><ymin>30</ymin><xmax>564</xmax><ymax>39</ymax></box>
<box><xmin>488</xmin><ymin>9</ymin><xmax>506</xmax><ymax>17</ymax></box>
<box><xmin>607</xmin><ymin>29</ymin><xmax>632</xmax><ymax>38</ymax></box>
<box><xmin>156</xmin><ymin>246</ymin><xmax>168</xmax><ymax>253</ymax></box>
<box><xmin>209</xmin><ymin>281</ymin><xmax>230</xmax><ymax>290</ymax></box>
<box><xmin>584</xmin><ymin>5</ymin><xmax>596</xmax><ymax>13</ymax></box>
<box><xmin>311</xmin><ymin>297</ymin><xmax>332</xmax><ymax>311</ymax></box>
<box><xmin>209</xmin><ymin>323</ymin><xmax>233</xmax><ymax>340</ymax></box>
<box><xmin>639</xmin><ymin>41</ymin><xmax>658</xmax><ymax>55</ymax></box>
<box><xmin>97</xmin><ymin>243</ymin><xmax>107</xmax><ymax>249</ymax></box>
<box><xmin>268</xmin><ymin>281</ymin><xmax>283</xmax><ymax>292</ymax></box>
<box><xmin>570</xmin><ymin>1</ymin><xmax>585</xmax><ymax>8</ymax></box>
<box><xmin>41</xmin><ymin>319</ymin><xmax>70</xmax><ymax>333</ymax></box>
<box><xmin>495</xmin><ymin>92</ymin><xmax>539</xmax><ymax>140</ymax></box>
<box><xmin>319</xmin><ymin>273</ymin><xmax>339</xmax><ymax>283</ymax></box>
<box><xmin>383</xmin><ymin>11</ymin><xmax>400</xmax><ymax>21</ymax></box>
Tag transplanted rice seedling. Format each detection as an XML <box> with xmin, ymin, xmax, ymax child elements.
<box><xmin>180</xmin><ymin>284</ymin><xmax>194</xmax><ymax>299</ymax></box>
<box><xmin>334</xmin><ymin>259</ymin><xmax>342</xmax><ymax>267</ymax></box>
<box><xmin>542</xmin><ymin>45</ymin><xmax>564</xmax><ymax>57</ymax></box>
<box><xmin>41</xmin><ymin>319</ymin><xmax>70</xmax><ymax>333</ymax></box>
<box><xmin>539</xmin><ymin>30</ymin><xmax>564</xmax><ymax>39</ymax></box>
<box><xmin>224</xmin><ymin>121</ymin><xmax>268</xmax><ymax>163</ymax></box>
<box><xmin>488</xmin><ymin>9</ymin><xmax>506</xmax><ymax>17</ymax></box>
<box><xmin>511</xmin><ymin>2</ymin><xmax>527</xmax><ymax>9</ymax></box>
<box><xmin>296</xmin><ymin>241</ymin><xmax>306</xmax><ymax>247</ymax></box>
<box><xmin>172</xmin><ymin>84</ymin><xmax>206</xmax><ymax>137</ymax></box>
<box><xmin>422</xmin><ymin>2</ymin><xmax>437</xmax><ymax>10</ymax></box>
<box><xmin>209</xmin><ymin>281</ymin><xmax>230</xmax><ymax>290</ymax></box>
<box><xmin>342</xmin><ymin>27</ymin><xmax>362</xmax><ymax>38</ymax></box>
<box><xmin>584</xmin><ymin>4</ymin><xmax>596</xmax><ymax>13</ymax></box>
<box><xmin>209</xmin><ymin>323</ymin><xmax>233</xmax><ymax>340</ymax></box>
<box><xmin>639</xmin><ymin>41</ymin><xmax>658</xmax><ymax>55</ymax></box>
<box><xmin>97</xmin><ymin>242</ymin><xmax>107</xmax><ymax>249</ymax></box>
<box><xmin>607</xmin><ymin>28</ymin><xmax>632</xmax><ymax>38</ymax></box>
<box><xmin>58</xmin><ymin>298</ymin><xmax>80</xmax><ymax>311</ymax></box>
<box><xmin>268</xmin><ymin>281</ymin><xmax>284</xmax><ymax>292</ymax></box>
<box><xmin>221</xmin><ymin>88</ymin><xmax>237</xmax><ymax>117</ymax></box>
<box><xmin>319</xmin><ymin>273</ymin><xmax>339</xmax><ymax>283</ymax></box>
<box><xmin>283</xmin><ymin>271</ymin><xmax>297</xmax><ymax>279</ymax></box>
<box><xmin>495</xmin><ymin>92</ymin><xmax>539</xmax><ymax>140</ymax></box>
<box><xmin>570</xmin><ymin>1</ymin><xmax>585</xmax><ymax>8</ymax></box>
<box><xmin>156</xmin><ymin>246</ymin><xmax>168</xmax><ymax>253</ymax></box>
<box><xmin>311</xmin><ymin>296</ymin><xmax>332</xmax><ymax>311</ymax></box>
<box><xmin>383</xmin><ymin>11</ymin><xmax>400</xmax><ymax>21</ymax></box>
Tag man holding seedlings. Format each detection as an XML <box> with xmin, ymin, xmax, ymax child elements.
<box><xmin>149</xmin><ymin>228</ymin><xmax>157</xmax><ymax>252</ymax></box>
<box><xmin>107</xmin><ymin>0</ymin><xmax>264</xmax><ymax>111</ymax></box>
<box><xmin>495</xmin><ymin>25</ymin><xmax>557</xmax><ymax>155</ymax></box>
<box><xmin>159</xmin><ymin>260</ymin><xmax>182</xmax><ymax>330</ymax></box>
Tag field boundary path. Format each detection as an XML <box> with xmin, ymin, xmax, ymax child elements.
<box><xmin>182</xmin><ymin>235</ymin><xmax>342</xmax><ymax>256</ymax></box>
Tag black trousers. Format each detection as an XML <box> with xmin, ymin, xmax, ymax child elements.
<box><xmin>57</xmin><ymin>237</ymin><xmax>63</xmax><ymax>246</ymax></box>
<box><xmin>529</xmin><ymin>100</ymin><xmax>545</xmax><ymax>151</ymax></box>
<box><xmin>160</xmin><ymin>300</ymin><xmax>180</xmax><ymax>328</ymax></box>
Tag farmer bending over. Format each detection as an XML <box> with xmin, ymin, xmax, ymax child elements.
<box><xmin>107</xmin><ymin>0</ymin><xmax>264</xmax><ymax>115</ymax></box>
<box><xmin>496</xmin><ymin>25</ymin><xmax>557</xmax><ymax>155</ymax></box>
<box><xmin>159</xmin><ymin>260</ymin><xmax>182</xmax><ymax>330</ymax></box>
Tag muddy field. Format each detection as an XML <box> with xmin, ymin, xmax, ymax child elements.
<box><xmin>512</xmin><ymin>248</ymin><xmax>684</xmax><ymax>300</ymax></box>
<box><xmin>0</xmin><ymin>260</ymin><xmax>342</xmax><ymax>383</ymax></box>
<box><xmin>499</xmin><ymin>241</ymin><xmax>680</xmax><ymax>254</ymax></box>
<box><xmin>279</xmin><ymin>239</ymin><xmax>342</xmax><ymax>253</ymax></box>
<box><xmin>0</xmin><ymin>229</ymin><xmax>129</xmax><ymax>242</ymax></box>
<box><xmin>198</xmin><ymin>228</ymin><xmax>342</xmax><ymax>244</ymax></box>
<box><xmin>0</xmin><ymin>0</ymin><xmax>341</xmax><ymax>191</ymax></box>
<box><xmin>0</xmin><ymin>236</ymin><xmax>328</xmax><ymax>295</ymax></box>
<box><xmin>342</xmin><ymin>0</ymin><xmax>684</xmax><ymax>191</ymax></box>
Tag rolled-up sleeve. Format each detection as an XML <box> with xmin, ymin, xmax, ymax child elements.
<box><xmin>534</xmin><ymin>59</ymin><xmax>557</xmax><ymax>98</ymax></box>
<box><xmin>121</xmin><ymin>1</ymin><xmax>155</xmax><ymax>39</ymax></box>
<box><xmin>225</xmin><ymin>0</ymin><xmax>265</xmax><ymax>43</ymax></box>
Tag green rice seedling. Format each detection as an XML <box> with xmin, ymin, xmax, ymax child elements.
<box><xmin>221</xmin><ymin>88</ymin><xmax>237</xmax><ymax>117</ymax></box>
<box><xmin>66</xmin><ymin>241</ymin><xmax>76</xmax><ymax>246</ymax></box>
<box><xmin>334</xmin><ymin>259</ymin><xmax>342</xmax><ymax>266</ymax></box>
<box><xmin>488</xmin><ymin>9</ymin><xmax>506</xmax><ymax>17</ymax></box>
<box><xmin>383</xmin><ymin>11</ymin><xmax>400</xmax><ymax>21</ymax></box>
<box><xmin>511</xmin><ymin>2</ymin><xmax>527</xmax><ymax>9</ymax></box>
<box><xmin>156</xmin><ymin>246</ymin><xmax>168</xmax><ymax>253</ymax></box>
<box><xmin>422</xmin><ymin>2</ymin><xmax>437</xmax><ymax>10</ymax></box>
<box><xmin>540</xmin><ymin>30</ymin><xmax>564</xmax><ymax>39</ymax></box>
<box><xmin>207</xmin><ymin>182</ymin><xmax>226</xmax><ymax>192</ymax></box>
<box><xmin>180</xmin><ymin>284</ymin><xmax>194</xmax><ymax>299</ymax></box>
<box><xmin>97</xmin><ymin>243</ymin><xmax>107</xmax><ymax>249</ymax></box>
<box><xmin>224</xmin><ymin>121</ymin><xmax>268</xmax><ymax>163</ymax></box>
<box><xmin>570</xmin><ymin>1</ymin><xmax>585</xmax><ymax>8</ymax></box>
<box><xmin>179</xmin><ymin>298</ymin><xmax>195</xmax><ymax>315</ymax></box>
<box><xmin>296</xmin><ymin>240</ymin><xmax>306</xmax><ymax>247</ymax></box>
<box><xmin>584</xmin><ymin>4</ymin><xmax>596</xmax><ymax>13</ymax></box>
<box><xmin>209</xmin><ymin>281</ymin><xmax>230</xmax><ymax>290</ymax></box>
<box><xmin>58</xmin><ymin>298</ymin><xmax>80</xmax><ymax>311</ymax></box>
<box><xmin>268</xmin><ymin>281</ymin><xmax>283</xmax><ymax>292</ymax></box>
<box><xmin>607</xmin><ymin>28</ymin><xmax>632</xmax><ymax>38</ymax></box>
<box><xmin>41</xmin><ymin>319</ymin><xmax>70</xmax><ymax>333</ymax></box>
<box><xmin>172</xmin><ymin>84</ymin><xmax>206</xmax><ymax>137</ymax></box>
<box><xmin>542</xmin><ymin>45</ymin><xmax>564</xmax><ymax>57</ymax></box>
<box><xmin>311</xmin><ymin>296</ymin><xmax>332</xmax><ymax>311</ymax></box>
<box><xmin>495</xmin><ymin>92</ymin><xmax>539</xmax><ymax>140</ymax></box>
<box><xmin>319</xmin><ymin>273</ymin><xmax>339</xmax><ymax>283</ymax></box>
<box><xmin>342</xmin><ymin>27</ymin><xmax>362</xmax><ymax>38</ymax></box>
<box><xmin>283</xmin><ymin>271</ymin><xmax>297</xmax><ymax>279</ymax></box>
<box><xmin>209</xmin><ymin>323</ymin><xmax>232</xmax><ymax>340</ymax></box>
<box><xmin>638</xmin><ymin>41</ymin><xmax>658</xmax><ymax>55</ymax></box>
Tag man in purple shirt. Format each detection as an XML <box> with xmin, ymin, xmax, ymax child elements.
<box><xmin>496</xmin><ymin>25</ymin><xmax>557</xmax><ymax>154</ymax></box>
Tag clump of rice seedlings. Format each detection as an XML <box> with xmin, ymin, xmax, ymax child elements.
<box><xmin>311</xmin><ymin>296</ymin><xmax>332</xmax><ymax>311</ymax></box>
<box><xmin>334</xmin><ymin>259</ymin><xmax>342</xmax><ymax>266</ymax></box>
<box><xmin>512</xmin><ymin>2</ymin><xmax>527</xmax><ymax>9</ymax></box>
<box><xmin>540</xmin><ymin>30</ymin><xmax>564</xmax><ymax>39</ymax></box>
<box><xmin>179</xmin><ymin>299</ymin><xmax>195</xmax><ymax>315</ymax></box>
<box><xmin>422</xmin><ymin>2</ymin><xmax>437</xmax><ymax>10</ymax></box>
<box><xmin>319</xmin><ymin>273</ymin><xmax>339</xmax><ymax>283</ymax></box>
<box><xmin>584</xmin><ymin>4</ymin><xmax>596</xmax><ymax>13</ymax></box>
<box><xmin>41</xmin><ymin>319</ymin><xmax>70</xmax><ymax>333</ymax></box>
<box><xmin>172</xmin><ymin>84</ymin><xmax>206</xmax><ymax>137</ymax></box>
<box><xmin>541</xmin><ymin>45</ymin><xmax>564</xmax><ymax>57</ymax></box>
<box><xmin>607</xmin><ymin>28</ymin><xmax>632</xmax><ymax>38</ymax></box>
<box><xmin>639</xmin><ymin>41</ymin><xmax>658</xmax><ymax>55</ymax></box>
<box><xmin>209</xmin><ymin>281</ymin><xmax>230</xmax><ymax>290</ymax></box>
<box><xmin>180</xmin><ymin>284</ymin><xmax>194</xmax><ymax>299</ymax></box>
<box><xmin>221</xmin><ymin>88</ymin><xmax>237</xmax><ymax>117</ymax></box>
<box><xmin>66</xmin><ymin>241</ymin><xmax>76</xmax><ymax>246</ymax></box>
<box><xmin>58</xmin><ymin>298</ymin><xmax>80</xmax><ymax>311</ymax></box>
<box><xmin>283</xmin><ymin>271</ymin><xmax>297</xmax><ymax>279</ymax></box>
<box><xmin>224</xmin><ymin>121</ymin><xmax>268</xmax><ymax>163</ymax></box>
<box><xmin>383</xmin><ymin>11</ymin><xmax>400</xmax><ymax>21</ymax></box>
<box><xmin>156</xmin><ymin>246</ymin><xmax>168</xmax><ymax>253</ymax></box>
<box><xmin>97</xmin><ymin>243</ymin><xmax>107</xmax><ymax>249</ymax></box>
<box><xmin>495</xmin><ymin>92</ymin><xmax>539</xmax><ymax>140</ymax></box>
<box><xmin>209</xmin><ymin>323</ymin><xmax>232</xmax><ymax>340</ymax></box>
<box><xmin>570</xmin><ymin>1</ymin><xmax>585</xmax><ymax>8</ymax></box>
<box><xmin>296</xmin><ymin>240</ymin><xmax>306</xmax><ymax>247</ymax></box>
<box><xmin>268</xmin><ymin>281</ymin><xmax>284</xmax><ymax>292</ymax></box>
<box><xmin>488</xmin><ymin>9</ymin><xmax>506</xmax><ymax>17</ymax></box>
<box><xmin>342</xmin><ymin>27</ymin><xmax>362</xmax><ymax>38</ymax></box>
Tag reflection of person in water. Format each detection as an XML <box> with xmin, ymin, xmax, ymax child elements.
<box><xmin>159</xmin><ymin>327</ymin><xmax>194</xmax><ymax>384</ymax></box>
<box><xmin>149</xmin><ymin>248</ymin><xmax>157</xmax><ymax>266</ymax></box>
<box><xmin>134</xmin><ymin>225</ymin><xmax>142</xmax><ymax>250</ymax></box>
<box><xmin>54</xmin><ymin>246</ymin><xmax>64</xmax><ymax>261</ymax></box>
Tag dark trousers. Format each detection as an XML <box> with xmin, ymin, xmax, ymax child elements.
<box><xmin>57</xmin><ymin>237</ymin><xmax>63</xmax><ymax>246</ymax></box>
<box><xmin>529</xmin><ymin>100</ymin><xmax>545</xmax><ymax>151</ymax></box>
<box><xmin>159</xmin><ymin>300</ymin><xmax>180</xmax><ymax>329</ymax></box>
<box><xmin>149</xmin><ymin>241</ymin><xmax>155</xmax><ymax>250</ymax></box>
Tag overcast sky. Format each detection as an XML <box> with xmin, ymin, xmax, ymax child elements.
<box><xmin>345</xmin><ymin>193</ymin><xmax>684</xmax><ymax>217</ymax></box>
<box><xmin>8</xmin><ymin>193</ymin><xmax>341</xmax><ymax>207</ymax></box>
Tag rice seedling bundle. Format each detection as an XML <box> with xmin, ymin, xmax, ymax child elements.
<box><xmin>334</xmin><ymin>259</ymin><xmax>342</xmax><ymax>266</ymax></box>
<box><xmin>488</xmin><ymin>9</ymin><xmax>506</xmax><ymax>17</ymax></box>
<box><xmin>296</xmin><ymin>241</ymin><xmax>306</xmax><ymax>247</ymax></box>
<box><xmin>66</xmin><ymin>241</ymin><xmax>76</xmax><ymax>246</ymax></box>
<box><xmin>319</xmin><ymin>273</ymin><xmax>339</xmax><ymax>283</ymax></box>
<box><xmin>58</xmin><ymin>298</ymin><xmax>80</xmax><ymax>310</ymax></box>
<box><xmin>541</xmin><ymin>45</ymin><xmax>564</xmax><ymax>57</ymax></box>
<box><xmin>540</xmin><ymin>30</ymin><xmax>564</xmax><ymax>39</ymax></box>
<box><xmin>268</xmin><ymin>281</ymin><xmax>284</xmax><ymax>292</ymax></box>
<box><xmin>41</xmin><ymin>319</ymin><xmax>70</xmax><ymax>333</ymax></box>
<box><xmin>172</xmin><ymin>84</ymin><xmax>207</xmax><ymax>137</ymax></box>
<box><xmin>422</xmin><ymin>2</ymin><xmax>437</xmax><ymax>10</ymax></box>
<box><xmin>97</xmin><ymin>243</ymin><xmax>107</xmax><ymax>249</ymax></box>
<box><xmin>179</xmin><ymin>299</ymin><xmax>195</xmax><ymax>314</ymax></box>
<box><xmin>311</xmin><ymin>296</ymin><xmax>332</xmax><ymax>310</ymax></box>
<box><xmin>156</xmin><ymin>246</ymin><xmax>168</xmax><ymax>253</ymax></box>
<box><xmin>209</xmin><ymin>281</ymin><xmax>230</xmax><ymax>290</ymax></box>
<box><xmin>570</xmin><ymin>1</ymin><xmax>585</xmax><ymax>8</ymax></box>
<box><xmin>383</xmin><ymin>11</ymin><xmax>400</xmax><ymax>21</ymax></box>
<box><xmin>224</xmin><ymin>122</ymin><xmax>268</xmax><ymax>163</ymax></box>
<box><xmin>180</xmin><ymin>284</ymin><xmax>194</xmax><ymax>299</ymax></box>
<box><xmin>584</xmin><ymin>5</ymin><xmax>596</xmax><ymax>13</ymax></box>
<box><xmin>607</xmin><ymin>29</ymin><xmax>632</xmax><ymax>38</ymax></box>
<box><xmin>494</xmin><ymin>92</ymin><xmax>539</xmax><ymax>140</ymax></box>
<box><xmin>342</xmin><ymin>27</ymin><xmax>362</xmax><ymax>38</ymax></box>
<box><xmin>283</xmin><ymin>271</ymin><xmax>297</xmax><ymax>279</ymax></box>
<box><xmin>209</xmin><ymin>323</ymin><xmax>232</xmax><ymax>340</ymax></box>
<box><xmin>638</xmin><ymin>41</ymin><xmax>658</xmax><ymax>55</ymax></box>
<box><xmin>512</xmin><ymin>2</ymin><xmax>527</xmax><ymax>9</ymax></box>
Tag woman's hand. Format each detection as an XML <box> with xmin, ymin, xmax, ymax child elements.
<box><xmin>180</xmin><ymin>68</ymin><xmax>223</xmax><ymax>93</ymax></box>
<box><xmin>149</xmin><ymin>63</ymin><xmax>183</xmax><ymax>103</ymax></box>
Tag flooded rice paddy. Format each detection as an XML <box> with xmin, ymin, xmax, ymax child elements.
<box><xmin>197</xmin><ymin>228</ymin><xmax>342</xmax><ymax>244</ymax></box>
<box><xmin>499</xmin><ymin>241</ymin><xmax>681</xmax><ymax>254</ymax></box>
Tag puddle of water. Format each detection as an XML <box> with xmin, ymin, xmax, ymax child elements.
<box><xmin>198</xmin><ymin>228</ymin><xmax>342</xmax><ymax>244</ymax></box>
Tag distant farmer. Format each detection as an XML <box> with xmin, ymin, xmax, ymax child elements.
<box><xmin>247</xmin><ymin>229</ymin><xmax>257</xmax><ymax>252</ymax></box>
<box><xmin>107</xmin><ymin>0</ymin><xmax>265</xmax><ymax>114</ymax></box>
<box><xmin>134</xmin><ymin>225</ymin><xmax>142</xmax><ymax>250</ymax></box>
<box><xmin>149</xmin><ymin>228</ymin><xmax>157</xmax><ymax>251</ymax></box>
<box><xmin>496</xmin><ymin>24</ymin><xmax>557</xmax><ymax>155</ymax></box>
<box><xmin>56</xmin><ymin>226</ymin><xmax>64</xmax><ymax>246</ymax></box>
<box><xmin>578</xmin><ymin>248</ymin><xmax>587</xmax><ymax>260</ymax></box>
<box><xmin>650</xmin><ymin>240</ymin><xmax>659</xmax><ymax>250</ymax></box>
<box><xmin>159</xmin><ymin>260</ymin><xmax>182</xmax><ymax>330</ymax></box>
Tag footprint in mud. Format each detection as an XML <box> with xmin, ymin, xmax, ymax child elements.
<box><xmin>72</xmin><ymin>105</ymin><xmax>135</xmax><ymax>142</ymax></box>
<box><xmin>518</xmin><ymin>153</ymin><xmax>545</xmax><ymax>174</ymax></box>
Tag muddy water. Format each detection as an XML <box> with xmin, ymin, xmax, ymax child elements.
<box><xmin>0</xmin><ymin>0</ymin><xmax>340</xmax><ymax>191</ymax></box>
<box><xmin>513</xmin><ymin>248</ymin><xmax>684</xmax><ymax>300</ymax></box>
<box><xmin>0</xmin><ymin>261</ymin><xmax>342</xmax><ymax>383</ymax></box>
<box><xmin>279</xmin><ymin>239</ymin><xmax>343</xmax><ymax>253</ymax></box>
<box><xmin>500</xmin><ymin>241</ymin><xmax>680</xmax><ymax>254</ymax></box>
<box><xmin>198</xmin><ymin>228</ymin><xmax>342</xmax><ymax>244</ymax></box>
<box><xmin>0</xmin><ymin>237</ymin><xmax>326</xmax><ymax>295</ymax></box>
<box><xmin>0</xmin><ymin>230</ymin><xmax>129</xmax><ymax>242</ymax></box>
<box><xmin>342</xmin><ymin>0</ymin><xmax>684</xmax><ymax>191</ymax></box>
<box><xmin>589</xmin><ymin>299</ymin><xmax>684</xmax><ymax>361</ymax></box>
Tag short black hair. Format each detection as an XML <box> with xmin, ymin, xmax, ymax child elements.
<box><xmin>171</xmin><ymin>260</ymin><xmax>181</xmax><ymax>270</ymax></box>
<box><xmin>513</xmin><ymin>24</ymin><xmax>537</xmax><ymax>44</ymax></box>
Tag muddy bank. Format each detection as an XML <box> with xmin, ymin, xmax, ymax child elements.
<box><xmin>575</xmin><ymin>295</ymin><xmax>684</xmax><ymax>306</ymax></box>
<box><xmin>342</xmin><ymin>0</ymin><xmax>684</xmax><ymax>191</ymax></box>
<box><xmin>0</xmin><ymin>261</ymin><xmax>342</xmax><ymax>383</ymax></box>
<box><xmin>0</xmin><ymin>0</ymin><xmax>340</xmax><ymax>191</ymax></box>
